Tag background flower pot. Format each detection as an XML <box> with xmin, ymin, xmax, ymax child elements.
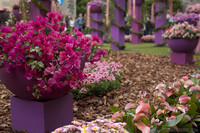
<box><xmin>90</xmin><ymin>5</ymin><xmax>102</xmax><ymax>13</ymax></box>
<box><xmin>167</xmin><ymin>39</ymin><xmax>199</xmax><ymax>53</ymax></box>
<box><xmin>136</xmin><ymin>0</ymin><xmax>144</xmax><ymax>6</ymax></box>
<box><xmin>0</xmin><ymin>58</ymin><xmax>86</xmax><ymax>101</ymax></box>
<box><xmin>13</xmin><ymin>9</ymin><xmax>22</xmax><ymax>21</ymax></box>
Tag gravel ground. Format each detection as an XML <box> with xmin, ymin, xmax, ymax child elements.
<box><xmin>0</xmin><ymin>52</ymin><xmax>199</xmax><ymax>132</ymax></box>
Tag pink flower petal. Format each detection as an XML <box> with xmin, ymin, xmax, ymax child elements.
<box><xmin>136</xmin><ymin>103</ymin><xmax>151</xmax><ymax>114</ymax></box>
<box><xmin>189</xmin><ymin>85</ymin><xmax>200</xmax><ymax>92</ymax></box>
<box><xmin>179</xmin><ymin>94</ymin><xmax>191</xmax><ymax>104</ymax></box>
<box><xmin>196</xmin><ymin>94</ymin><xmax>200</xmax><ymax>99</ymax></box>
<box><xmin>133</xmin><ymin>113</ymin><xmax>148</xmax><ymax>121</ymax></box>
<box><xmin>125</xmin><ymin>103</ymin><xmax>136</xmax><ymax>110</ymax></box>
<box><xmin>136</xmin><ymin>121</ymin><xmax>151</xmax><ymax>133</ymax></box>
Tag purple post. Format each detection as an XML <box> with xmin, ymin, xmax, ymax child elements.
<box><xmin>110</xmin><ymin>0</ymin><xmax>125</xmax><ymax>50</ymax></box>
<box><xmin>91</xmin><ymin>13</ymin><xmax>103</xmax><ymax>40</ymax></box>
<box><xmin>170</xmin><ymin>52</ymin><xmax>193</xmax><ymax>65</ymax></box>
<box><xmin>131</xmin><ymin>6</ymin><xmax>142</xmax><ymax>44</ymax></box>
<box><xmin>29</xmin><ymin>0</ymin><xmax>51</xmax><ymax>20</ymax></box>
<box><xmin>155</xmin><ymin>1</ymin><xmax>167</xmax><ymax>46</ymax></box>
<box><xmin>11</xmin><ymin>93</ymin><xmax>73</xmax><ymax>133</ymax></box>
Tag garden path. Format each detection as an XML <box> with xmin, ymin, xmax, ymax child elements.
<box><xmin>0</xmin><ymin>52</ymin><xmax>198</xmax><ymax>132</ymax></box>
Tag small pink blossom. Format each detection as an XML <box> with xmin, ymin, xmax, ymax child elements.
<box><xmin>179</xmin><ymin>94</ymin><xmax>191</xmax><ymax>104</ymax></box>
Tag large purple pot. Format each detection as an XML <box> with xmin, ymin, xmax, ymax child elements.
<box><xmin>90</xmin><ymin>5</ymin><xmax>102</xmax><ymax>13</ymax></box>
<box><xmin>0</xmin><ymin>57</ymin><xmax>86</xmax><ymax>101</ymax></box>
<box><xmin>167</xmin><ymin>39</ymin><xmax>199</xmax><ymax>53</ymax></box>
<box><xmin>13</xmin><ymin>9</ymin><xmax>22</xmax><ymax>21</ymax></box>
<box><xmin>136</xmin><ymin>0</ymin><xmax>144</xmax><ymax>6</ymax></box>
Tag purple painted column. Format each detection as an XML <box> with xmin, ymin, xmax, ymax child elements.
<box><xmin>131</xmin><ymin>5</ymin><xmax>142</xmax><ymax>44</ymax></box>
<box><xmin>11</xmin><ymin>93</ymin><xmax>73</xmax><ymax>133</ymax></box>
<box><xmin>29</xmin><ymin>0</ymin><xmax>51</xmax><ymax>20</ymax></box>
<box><xmin>155</xmin><ymin>1</ymin><xmax>167</xmax><ymax>46</ymax></box>
<box><xmin>91</xmin><ymin>13</ymin><xmax>103</xmax><ymax>40</ymax></box>
<box><xmin>110</xmin><ymin>0</ymin><xmax>125</xmax><ymax>50</ymax></box>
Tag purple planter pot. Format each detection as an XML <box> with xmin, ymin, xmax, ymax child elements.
<box><xmin>29</xmin><ymin>0</ymin><xmax>51</xmax><ymax>20</ymax></box>
<box><xmin>13</xmin><ymin>9</ymin><xmax>22</xmax><ymax>21</ymax></box>
<box><xmin>90</xmin><ymin>5</ymin><xmax>102</xmax><ymax>13</ymax></box>
<box><xmin>0</xmin><ymin>57</ymin><xmax>86</xmax><ymax>101</ymax></box>
<box><xmin>167</xmin><ymin>39</ymin><xmax>199</xmax><ymax>53</ymax></box>
<box><xmin>136</xmin><ymin>0</ymin><xmax>144</xmax><ymax>6</ymax></box>
<box><xmin>11</xmin><ymin>93</ymin><xmax>73</xmax><ymax>133</ymax></box>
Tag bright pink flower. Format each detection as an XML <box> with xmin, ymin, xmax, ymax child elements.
<box><xmin>133</xmin><ymin>113</ymin><xmax>149</xmax><ymax>121</ymax></box>
<box><xmin>125</xmin><ymin>103</ymin><xmax>136</xmax><ymax>110</ymax></box>
<box><xmin>156</xmin><ymin>109</ymin><xmax>165</xmax><ymax>116</ymax></box>
<box><xmin>136</xmin><ymin>121</ymin><xmax>150</xmax><ymax>133</ymax></box>
<box><xmin>189</xmin><ymin>85</ymin><xmax>200</xmax><ymax>92</ymax></box>
<box><xmin>166</xmin><ymin>91</ymin><xmax>172</xmax><ymax>97</ymax></box>
<box><xmin>111</xmin><ymin>112</ymin><xmax>124</xmax><ymax>122</ymax></box>
<box><xmin>179</xmin><ymin>94</ymin><xmax>191</xmax><ymax>104</ymax></box>
<box><xmin>182</xmin><ymin>76</ymin><xmax>189</xmax><ymax>81</ymax></box>
<box><xmin>184</xmin><ymin>80</ymin><xmax>194</xmax><ymax>89</ymax></box>
<box><xmin>135</xmin><ymin>103</ymin><xmax>150</xmax><ymax>114</ymax></box>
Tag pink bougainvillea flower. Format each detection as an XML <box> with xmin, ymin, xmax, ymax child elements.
<box><xmin>133</xmin><ymin>113</ymin><xmax>149</xmax><ymax>121</ymax></box>
<box><xmin>125</xmin><ymin>103</ymin><xmax>136</xmax><ymax>110</ymax></box>
<box><xmin>179</xmin><ymin>94</ymin><xmax>191</xmax><ymax>104</ymax></box>
<box><xmin>136</xmin><ymin>121</ymin><xmax>150</xmax><ymax>133</ymax></box>
<box><xmin>135</xmin><ymin>103</ymin><xmax>150</xmax><ymax>114</ymax></box>
<box><xmin>189</xmin><ymin>85</ymin><xmax>200</xmax><ymax>92</ymax></box>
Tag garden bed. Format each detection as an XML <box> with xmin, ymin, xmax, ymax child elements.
<box><xmin>0</xmin><ymin>52</ymin><xmax>199</xmax><ymax>132</ymax></box>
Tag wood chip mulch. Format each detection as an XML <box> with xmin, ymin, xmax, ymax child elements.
<box><xmin>0</xmin><ymin>52</ymin><xmax>199</xmax><ymax>132</ymax></box>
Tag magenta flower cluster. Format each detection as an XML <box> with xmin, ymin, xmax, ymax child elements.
<box><xmin>186</xmin><ymin>3</ymin><xmax>200</xmax><ymax>14</ymax></box>
<box><xmin>0</xmin><ymin>12</ymin><xmax>107</xmax><ymax>98</ymax></box>
<box><xmin>173</xmin><ymin>13</ymin><xmax>200</xmax><ymax>26</ymax></box>
<box><xmin>52</xmin><ymin>118</ymin><xmax>128</xmax><ymax>133</ymax></box>
<box><xmin>87</xmin><ymin>0</ymin><xmax>106</xmax><ymax>7</ymax></box>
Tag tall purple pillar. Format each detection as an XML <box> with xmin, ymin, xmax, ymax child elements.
<box><xmin>91</xmin><ymin>13</ymin><xmax>103</xmax><ymax>40</ymax></box>
<box><xmin>29</xmin><ymin>0</ymin><xmax>51</xmax><ymax>20</ymax></box>
<box><xmin>131</xmin><ymin>5</ymin><xmax>142</xmax><ymax>44</ymax></box>
<box><xmin>110</xmin><ymin>0</ymin><xmax>125</xmax><ymax>50</ymax></box>
<box><xmin>155</xmin><ymin>1</ymin><xmax>167</xmax><ymax>46</ymax></box>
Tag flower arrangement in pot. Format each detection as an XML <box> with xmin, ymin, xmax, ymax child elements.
<box><xmin>0</xmin><ymin>12</ymin><xmax>107</xmax><ymax>100</ymax></box>
<box><xmin>162</xmin><ymin>22</ymin><xmax>200</xmax><ymax>53</ymax></box>
<box><xmin>12</xmin><ymin>3</ymin><xmax>22</xmax><ymax>21</ymax></box>
<box><xmin>173</xmin><ymin>13</ymin><xmax>200</xmax><ymax>26</ymax></box>
<box><xmin>87</xmin><ymin>0</ymin><xmax>106</xmax><ymax>13</ymax></box>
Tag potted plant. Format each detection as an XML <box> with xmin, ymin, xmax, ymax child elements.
<box><xmin>173</xmin><ymin>13</ymin><xmax>200</xmax><ymax>26</ymax></box>
<box><xmin>12</xmin><ymin>3</ymin><xmax>22</xmax><ymax>21</ymax></box>
<box><xmin>87</xmin><ymin>0</ymin><xmax>106</xmax><ymax>13</ymax></box>
<box><xmin>0</xmin><ymin>12</ymin><xmax>107</xmax><ymax>101</ymax></box>
<box><xmin>162</xmin><ymin>22</ymin><xmax>200</xmax><ymax>53</ymax></box>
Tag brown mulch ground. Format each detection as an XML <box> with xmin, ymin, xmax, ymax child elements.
<box><xmin>0</xmin><ymin>52</ymin><xmax>199</xmax><ymax>132</ymax></box>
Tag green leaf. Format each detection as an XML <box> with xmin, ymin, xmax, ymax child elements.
<box><xmin>162</xmin><ymin>113</ymin><xmax>185</xmax><ymax>128</ymax></box>
<box><xmin>165</xmin><ymin>96</ymin><xmax>177</xmax><ymax>105</ymax></box>
<box><xmin>28</xmin><ymin>59</ymin><xmax>34</xmax><ymax>65</ymax></box>
<box><xmin>110</xmin><ymin>106</ymin><xmax>120</xmax><ymax>113</ymax></box>
<box><xmin>125</xmin><ymin>113</ymin><xmax>135</xmax><ymax>133</ymax></box>
<box><xmin>26</xmin><ymin>55</ymin><xmax>35</xmax><ymax>58</ymax></box>
<box><xmin>158</xmin><ymin>128</ymin><xmax>170</xmax><ymax>133</ymax></box>
<box><xmin>187</xmin><ymin>102</ymin><xmax>197</xmax><ymax>116</ymax></box>
<box><xmin>30</xmin><ymin>48</ymin><xmax>35</xmax><ymax>52</ymax></box>
<box><xmin>150</xmin><ymin>126</ymin><xmax>157</xmax><ymax>133</ymax></box>
<box><xmin>38</xmin><ymin>61</ymin><xmax>44</xmax><ymax>68</ymax></box>
<box><xmin>31</xmin><ymin>65</ymin><xmax>36</xmax><ymax>70</ymax></box>
<box><xmin>151</xmin><ymin>105</ymin><xmax>156</xmax><ymax>115</ymax></box>
<box><xmin>194</xmin><ymin>118</ymin><xmax>200</xmax><ymax>122</ymax></box>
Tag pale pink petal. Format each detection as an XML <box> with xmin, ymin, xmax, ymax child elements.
<box><xmin>189</xmin><ymin>85</ymin><xmax>200</xmax><ymax>92</ymax></box>
<box><xmin>155</xmin><ymin>83</ymin><xmax>166</xmax><ymax>90</ymax></box>
<box><xmin>166</xmin><ymin>91</ymin><xmax>172</xmax><ymax>97</ymax></box>
<box><xmin>125</xmin><ymin>103</ymin><xmax>136</xmax><ymax>110</ymax></box>
<box><xmin>133</xmin><ymin>113</ymin><xmax>148</xmax><ymax>121</ymax></box>
<box><xmin>179</xmin><ymin>94</ymin><xmax>191</xmax><ymax>104</ymax></box>
<box><xmin>136</xmin><ymin>103</ymin><xmax>151</xmax><ymax>114</ymax></box>
<box><xmin>182</xmin><ymin>76</ymin><xmax>189</xmax><ymax>81</ymax></box>
<box><xmin>184</xmin><ymin>115</ymin><xmax>191</xmax><ymax>120</ymax></box>
<box><xmin>151</xmin><ymin>118</ymin><xmax>159</xmax><ymax>124</ymax></box>
<box><xmin>156</xmin><ymin>121</ymin><xmax>163</xmax><ymax>126</ymax></box>
<box><xmin>156</xmin><ymin>109</ymin><xmax>165</xmax><ymax>116</ymax></box>
<box><xmin>184</xmin><ymin>80</ymin><xmax>194</xmax><ymax>89</ymax></box>
<box><xmin>136</xmin><ymin>121</ymin><xmax>151</xmax><ymax>133</ymax></box>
